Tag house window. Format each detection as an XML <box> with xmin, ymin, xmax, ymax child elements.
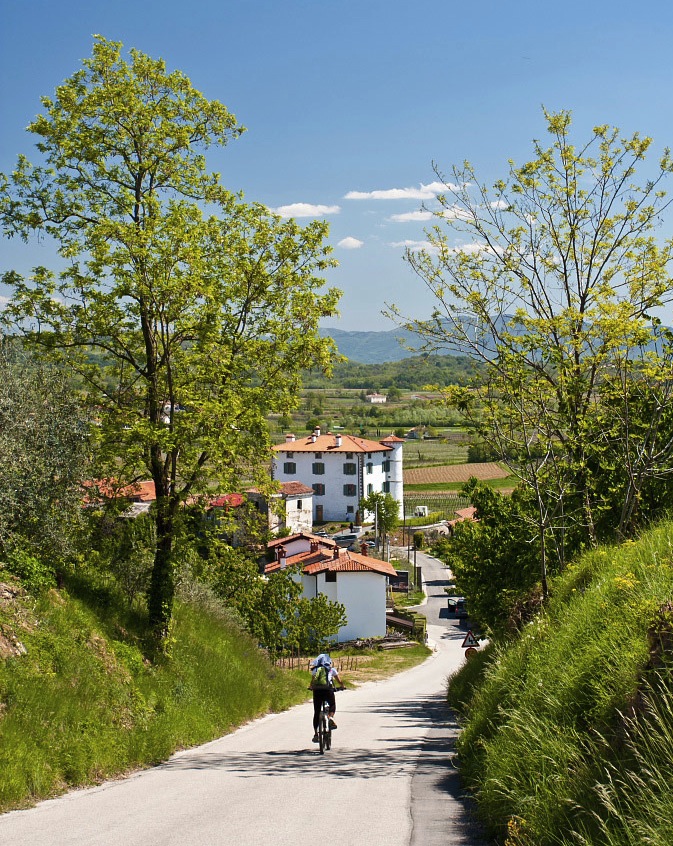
<box><xmin>382</xmin><ymin>482</ymin><xmax>390</xmax><ymax>493</ymax></box>
<box><xmin>312</xmin><ymin>483</ymin><xmax>325</xmax><ymax>496</ymax></box>
<box><xmin>343</xmin><ymin>462</ymin><xmax>356</xmax><ymax>475</ymax></box>
<box><xmin>325</xmin><ymin>571</ymin><xmax>337</xmax><ymax>583</ymax></box>
<box><xmin>346</xmin><ymin>505</ymin><xmax>354</xmax><ymax>514</ymax></box>
<box><xmin>283</xmin><ymin>462</ymin><xmax>296</xmax><ymax>474</ymax></box>
<box><xmin>367</xmin><ymin>453</ymin><xmax>372</xmax><ymax>458</ymax></box>
<box><xmin>366</xmin><ymin>462</ymin><xmax>373</xmax><ymax>474</ymax></box>
<box><xmin>382</xmin><ymin>459</ymin><xmax>391</xmax><ymax>472</ymax></box>
<box><xmin>312</xmin><ymin>462</ymin><xmax>325</xmax><ymax>475</ymax></box>
<box><xmin>343</xmin><ymin>484</ymin><xmax>357</xmax><ymax>496</ymax></box>
<box><xmin>314</xmin><ymin>452</ymin><xmax>322</xmax><ymax>458</ymax></box>
<box><xmin>296</xmin><ymin>500</ymin><xmax>302</xmax><ymax>510</ymax></box>
<box><xmin>346</xmin><ymin>452</ymin><xmax>353</xmax><ymax>459</ymax></box>
<box><xmin>367</xmin><ymin>483</ymin><xmax>373</xmax><ymax>495</ymax></box>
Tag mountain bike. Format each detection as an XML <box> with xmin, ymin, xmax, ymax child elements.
<box><xmin>317</xmin><ymin>696</ymin><xmax>332</xmax><ymax>754</ymax></box>
<box><xmin>316</xmin><ymin>686</ymin><xmax>345</xmax><ymax>755</ymax></box>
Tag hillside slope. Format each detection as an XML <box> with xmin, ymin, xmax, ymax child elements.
<box><xmin>448</xmin><ymin>520</ymin><xmax>673</xmax><ymax>845</ymax></box>
<box><xmin>0</xmin><ymin>579</ymin><xmax>308</xmax><ymax>812</ymax></box>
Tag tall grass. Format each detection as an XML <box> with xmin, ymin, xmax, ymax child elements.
<box><xmin>0</xmin><ymin>581</ymin><xmax>307</xmax><ymax>812</ymax></box>
<box><xmin>448</xmin><ymin>521</ymin><xmax>673</xmax><ymax>845</ymax></box>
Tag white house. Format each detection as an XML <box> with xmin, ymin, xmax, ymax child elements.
<box><xmin>265</xmin><ymin>533</ymin><xmax>397</xmax><ymax>641</ymax></box>
<box><xmin>366</xmin><ymin>393</ymin><xmax>387</xmax><ymax>404</ymax></box>
<box><xmin>272</xmin><ymin>428</ymin><xmax>404</xmax><ymax>524</ymax></box>
<box><xmin>246</xmin><ymin>481</ymin><xmax>314</xmax><ymax>535</ymax></box>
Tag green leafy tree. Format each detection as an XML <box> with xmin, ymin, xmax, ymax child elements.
<box><xmin>0</xmin><ymin>343</ymin><xmax>86</xmax><ymax>578</ymax></box>
<box><xmin>0</xmin><ymin>37</ymin><xmax>340</xmax><ymax>641</ymax></box>
<box><xmin>433</xmin><ymin>480</ymin><xmax>542</xmax><ymax>635</ymax></box>
<box><xmin>360</xmin><ymin>491</ymin><xmax>399</xmax><ymax>546</ymax></box>
<box><xmin>390</xmin><ymin>110</ymin><xmax>673</xmax><ymax>589</ymax></box>
<box><xmin>292</xmin><ymin>594</ymin><xmax>347</xmax><ymax>653</ymax></box>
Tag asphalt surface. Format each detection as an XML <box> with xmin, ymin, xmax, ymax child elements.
<box><xmin>0</xmin><ymin>549</ymin><xmax>488</xmax><ymax>846</ymax></box>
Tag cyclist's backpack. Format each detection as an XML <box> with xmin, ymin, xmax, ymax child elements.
<box><xmin>311</xmin><ymin>665</ymin><xmax>329</xmax><ymax>689</ymax></box>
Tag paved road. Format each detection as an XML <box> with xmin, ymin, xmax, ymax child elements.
<box><xmin>0</xmin><ymin>551</ymin><xmax>487</xmax><ymax>846</ymax></box>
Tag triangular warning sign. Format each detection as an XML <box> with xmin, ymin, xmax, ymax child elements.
<box><xmin>461</xmin><ymin>630</ymin><xmax>479</xmax><ymax>648</ymax></box>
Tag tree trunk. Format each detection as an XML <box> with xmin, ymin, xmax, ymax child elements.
<box><xmin>148</xmin><ymin>495</ymin><xmax>175</xmax><ymax>640</ymax></box>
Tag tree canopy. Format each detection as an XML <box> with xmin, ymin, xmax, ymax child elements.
<box><xmin>0</xmin><ymin>343</ymin><xmax>86</xmax><ymax>583</ymax></box>
<box><xmin>0</xmin><ymin>37</ymin><xmax>341</xmax><ymax>640</ymax></box>
<box><xmin>391</xmin><ymin>110</ymin><xmax>673</xmax><ymax>589</ymax></box>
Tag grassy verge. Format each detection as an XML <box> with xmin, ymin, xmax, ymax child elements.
<box><xmin>332</xmin><ymin>643</ymin><xmax>431</xmax><ymax>686</ymax></box>
<box><xmin>0</xmin><ymin>579</ymin><xmax>307</xmax><ymax>813</ymax></box>
<box><xmin>392</xmin><ymin>589</ymin><xmax>426</xmax><ymax>607</ymax></box>
<box><xmin>448</xmin><ymin>520</ymin><xmax>673</xmax><ymax>845</ymax></box>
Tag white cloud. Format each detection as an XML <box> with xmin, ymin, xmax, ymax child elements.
<box><xmin>490</xmin><ymin>199</ymin><xmax>509</xmax><ymax>210</ymax></box>
<box><xmin>440</xmin><ymin>205</ymin><xmax>472</xmax><ymax>221</ymax></box>
<box><xmin>337</xmin><ymin>236</ymin><xmax>364</xmax><ymax>249</ymax></box>
<box><xmin>273</xmin><ymin>203</ymin><xmax>341</xmax><ymax>218</ymax></box>
<box><xmin>344</xmin><ymin>180</ymin><xmax>459</xmax><ymax>201</ymax></box>
<box><xmin>389</xmin><ymin>210</ymin><xmax>434</xmax><ymax>223</ymax></box>
<box><xmin>389</xmin><ymin>239</ymin><xmax>439</xmax><ymax>254</ymax></box>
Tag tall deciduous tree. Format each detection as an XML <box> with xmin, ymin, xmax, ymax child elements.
<box><xmin>0</xmin><ymin>37</ymin><xmax>340</xmax><ymax>640</ymax></box>
<box><xmin>389</xmin><ymin>111</ymin><xmax>673</xmax><ymax>587</ymax></box>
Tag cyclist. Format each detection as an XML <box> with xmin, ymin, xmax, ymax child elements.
<box><xmin>310</xmin><ymin>653</ymin><xmax>344</xmax><ymax>743</ymax></box>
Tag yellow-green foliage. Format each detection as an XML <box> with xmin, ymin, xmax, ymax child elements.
<box><xmin>448</xmin><ymin>520</ymin><xmax>673</xmax><ymax>846</ymax></box>
<box><xmin>0</xmin><ymin>582</ymin><xmax>307</xmax><ymax>812</ymax></box>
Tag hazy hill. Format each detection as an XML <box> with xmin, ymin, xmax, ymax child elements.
<box><xmin>319</xmin><ymin>328</ymin><xmax>418</xmax><ymax>363</ymax></box>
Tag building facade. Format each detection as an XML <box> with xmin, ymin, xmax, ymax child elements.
<box><xmin>266</xmin><ymin>534</ymin><xmax>398</xmax><ymax>641</ymax></box>
<box><xmin>271</xmin><ymin>427</ymin><xmax>404</xmax><ymax>524</ymax></box>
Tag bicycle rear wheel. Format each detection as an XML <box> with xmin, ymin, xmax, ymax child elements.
<box><xmin>318</xmin><ymin>712</ymin><xmax>327</xmax><ymax>754</ymax></box>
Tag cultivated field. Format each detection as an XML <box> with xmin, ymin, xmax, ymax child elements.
<box><xmin>404</xmin><ymin>462</ymin><xmax>509</xmax><ymax>485</ymax></box>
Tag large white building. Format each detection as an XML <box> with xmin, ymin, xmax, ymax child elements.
<box><xmin>271</xmin><ymin>427</ymin><xmax>404</xmax><ymax>524</ymax></box>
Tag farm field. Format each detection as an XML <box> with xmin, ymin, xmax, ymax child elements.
<box><xmin>404</xmin><ymin>462</ymin><xmax>508</xmax><ymax>485</ymax></box>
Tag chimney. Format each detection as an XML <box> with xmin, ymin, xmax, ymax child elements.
<box><xmin>360</xmin><ymin>542</ymin><xmax>368</xmax><ymax>556</ymax></box>
<box><xmin>277</xmin><ymin>545</ymin><xmax>287</xmax><ymax>568</ymax></box>
<box><xmin>285</xmin><ymin>433</ymin><xmax>296</xmax><ymax>443</ymax></box>
<box><xmin>333</xmin><ymin>547</ymin><xmax>340</xmax><ymax>560</ymax></box>
<box><xmin>310</xmin><ymin>540</ymin><xmax>319</xmax><ymax>553</ymax></box>
<box><xmin>335</xmin><ymin>433</ymin><xmax>342</xmax><ymax>448</ymax></box>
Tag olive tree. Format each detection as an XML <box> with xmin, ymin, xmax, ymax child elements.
<box><xmin>0</xmin><ymin>343</ymin><xmax>86</xmax><ymax>580</ymax></box>
<box><xmin>0</xmin><ymin>37</ymin><xmax>340</xmax><ymax>640</ymax></box>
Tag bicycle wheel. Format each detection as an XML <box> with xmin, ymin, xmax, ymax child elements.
<box><xmin>318</xmin><ymin>712</ymin><xmax>327</xmax><ymax>754</ymax></box>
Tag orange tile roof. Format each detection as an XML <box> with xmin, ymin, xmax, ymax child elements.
<box><xmin>266</xmin><ymin>532</ymin><xmax>337</xmax><ymax>549</ymax></box>
<box><xmin>279</xmin><ymin>481</ymin><xmax>314</xmax><ymax>496</ymax></box>
<box><xmin>209</xmin><ymin>493</ymin><xmax>245</xmax><ymax>509</ymax></box>
<box><xmin>83</xmin><ymin>479</ymin><xmax>156</xmax><ymax>503</ymax></box>
<box><xmin>455</xmin><ymin>506</ymin><xmax>477</xmax><ymax>520</ymax></box>
<box><xmin>303</xmin><ymin>549</ymin><xmax>398</xmax><ymax>577</ymax></box>
<box><xmin>265</xmin><ymin>545</ymin><xmax>397</xmax><ymax>577</ymax></box>
<box><xmin>272</xmin><ymin>432</ymin><xmax>392</xmax><ymax>454</ymax></box>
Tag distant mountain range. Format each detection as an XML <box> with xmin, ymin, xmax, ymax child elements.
<box><xmin>319</xmin><ymin>328</ymin><xmax>420</xmax><ymax>364</ymax></box>
<box><xmin>321</xmin><ymin>318</ymin><xmax>673</xmax><ymax>365</ymax></box>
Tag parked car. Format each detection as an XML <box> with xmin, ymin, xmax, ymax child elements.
<box><xmin>333</xmin><ymin>533</ymin><xmax>359</xmax><ymax>548</ymax></box>
<box><xmin>448</xmin><ymin>596</ymin><xmax>468</xmax><ymax>617</ymax></box>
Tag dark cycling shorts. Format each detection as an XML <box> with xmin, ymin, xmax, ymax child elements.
<box><xmin>312</xmin><ymin>687</ymin><xmax>336</xmax><ymax>728</ymax></box>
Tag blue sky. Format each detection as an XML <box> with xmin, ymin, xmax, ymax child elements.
<box><xmin>2</xmin><ymin>0</ymin><xmax>673</xmax><ymax>330</ymax></box>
